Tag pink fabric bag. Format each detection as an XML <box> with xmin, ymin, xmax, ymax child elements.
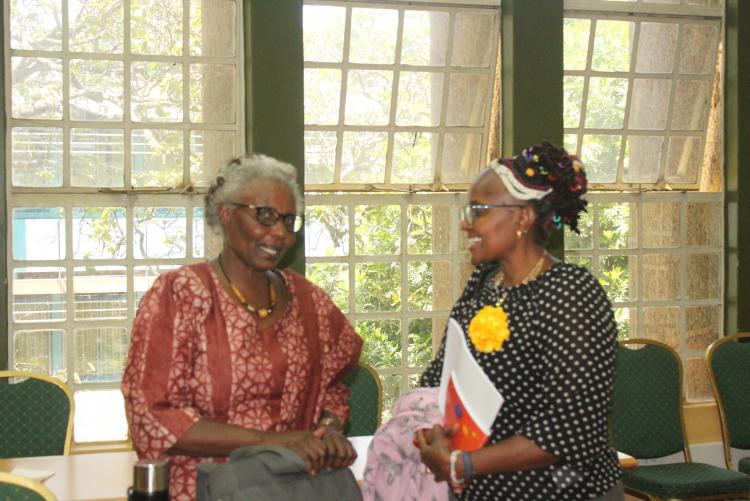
<box><xmin>360</xmin><ymin>387</ymin><xmax>449</xmax><ymax>501</ymax></box>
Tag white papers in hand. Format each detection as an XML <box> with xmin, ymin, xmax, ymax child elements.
<box><xmin>438</xmin><ymin>318</ymin><xmax>504</xmax><ymax>436</ymax></box>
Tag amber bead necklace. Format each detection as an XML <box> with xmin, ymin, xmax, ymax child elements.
<box><xmin>218</xmin><ymin>254</ymin><xmax>276</xmax><ymax>318</ymax></box>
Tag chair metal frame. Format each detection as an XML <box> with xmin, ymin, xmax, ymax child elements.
<box><xmin>705</xmin><ymin>332</ymin><xmax>750</xmax><ymax>471</ymax></box>
<box><xmin>0</xmin><ymin>471</ymin><xmax>57</xmax><ymax>501</ymax></box>
<box><xmin>0</xmin><ymin>370</ymin><xmax>75</xmax><ymax>455</ymax></box>
<box><xmin>615</xmin><ymin>339</ymin><xmax>749</xmax><ymax>501</ymax></box>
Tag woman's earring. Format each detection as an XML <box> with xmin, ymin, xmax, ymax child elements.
<box><xmin>516</xmin><ymin>229</ymin><xmax>524</xmax><ymax>238</ymax></box>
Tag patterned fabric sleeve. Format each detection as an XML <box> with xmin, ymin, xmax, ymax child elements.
<box><xmin>121</xmin><ymin>270</ymin><xmax>208</xmax><ymax>459</ymax></box>
<box><xmin>306</xmin><ymin>279</ymin><xmax>364</xmax><ymax>425</ymax></box>
<box><xmin>520</xmin><ymin>266</ymin><xmax>618</xmax><ymax>464</ymax></box>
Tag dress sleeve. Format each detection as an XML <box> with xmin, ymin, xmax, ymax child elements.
<box><xmin>121</xmin><ymin>271</ymin><xmax>208</xmax><ymax>459</ymax></box>
<box><xmin>311</xmin><ymin>286</ymin><xmax>364</xmax><ymax>424</ymax></box>
<box><xmin>520</xmin><ymin>266</ymin><xmax>618</xmax><ymax>464</ymax></box>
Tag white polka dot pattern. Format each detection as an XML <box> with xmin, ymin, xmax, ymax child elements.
<box><xmin>421</xmin><ymin>262</ymin><xmax>621</xmax><ymax>500</ymax></box>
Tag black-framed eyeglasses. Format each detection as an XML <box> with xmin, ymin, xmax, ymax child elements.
<box><xmin>229</xmin><ymin>203</ymin><xmax>304</xmax><ymax>233</ymax></box>
<box><xmin>459</xmin><ymin>203</ymin><xmax>527</xmax><ymax>225</ymax></box>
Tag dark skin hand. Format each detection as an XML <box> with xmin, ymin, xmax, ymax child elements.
<box><xmin>169</xmin><ymin>412</ymin><xmax>356</xmax><ymax>475</ymax></box>
<box><xmin>414</xmin><ymin>424</ymin><xmax>559</xmax><ymax>485</ymax></box>
<box><xmin>314</xmin><ymin>412</ymin><xmax>358</xmax><ymax>470</ymax></box>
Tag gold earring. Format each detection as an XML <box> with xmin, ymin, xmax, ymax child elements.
<box><xmin>516</xmin><ymin>229</ymin><xmax>524</xmax><ymax>238</ymax></box>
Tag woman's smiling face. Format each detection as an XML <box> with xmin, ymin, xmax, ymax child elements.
<box><xmin>461</xmin><ymin>170</ymin><xmax>527</xmax><ymax>265</ymax></box>
<box><xmin>220</xmin><ymin>178</ymin><xmax>297</xmax><ymax>271</ymax></box>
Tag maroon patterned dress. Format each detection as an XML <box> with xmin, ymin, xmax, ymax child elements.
<box><xmin>121</xmin><ymin>262</ymin><xmax>363</xmax><ymax>501</ymax></box>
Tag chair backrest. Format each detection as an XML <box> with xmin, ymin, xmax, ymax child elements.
<box><xmin>706</xmin><ymin>332</ymin><xmax>750</xmax><ymax>469</ymax></box>
<box><xmin>610</xmin><ymin>339</ymin><xmax>689</xmax><ymax>460</ymax></box>
<box><xmin>0</xmin><ymin>371</ymin><xmax>74</xmax><ymax>458</ymax></box>
<box><xmin>0</xmin><ymin>471</ymin><xmax>57</xmax><ymax>501</ymax></box>
<box><xmin>343</xmin><ymin>362</ymin><xmax>382</xmax><ymax>437</ymax></box>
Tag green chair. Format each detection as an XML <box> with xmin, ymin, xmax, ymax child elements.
<box><xmin>610</xmin><ymin>339</ymin><xmax>750</xmax><ymax>500</ymax></box>
<box><xmin>343</xmin><ymin>362</ymin><xmax>382</xmax><ymax>437</ymax></box>
<box><xmin>0</xmin><ymin>371</ymin><xmax>74</xmax><ymax>458</ymax></box>
<box><xmin>706</xmin><ymin>333</ymin><xmax>750</xmax><ymax>475</ymax></box>
<box><xmin>0</xmin><ymin>471</ymin><xmax>57</xmax><ymax>501</ymax></box>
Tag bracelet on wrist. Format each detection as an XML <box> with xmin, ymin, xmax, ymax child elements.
<box><xmin>449</xmin><ymin>450</ymin><xmax>466</xmax><ymax>486</ymax></box>
<box><xmin>316</xmin><ymin>417</ymin><xmax>338</xmax><ymax>430</ymax></box>
<box><xmin>461</xmin><ymin>451</ymin><xmax>475</xmax><ymax>480</ymax></box>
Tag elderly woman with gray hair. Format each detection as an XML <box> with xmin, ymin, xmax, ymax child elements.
<box><xmin>122</xmin><ymin>154</ymin><xmax>363</xmax><ymax>501</ymax></box>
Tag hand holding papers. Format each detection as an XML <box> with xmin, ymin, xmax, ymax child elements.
<box><xmin>438</xmin><ymin>318</ymin><xmax>504</xmax><ymax>451</ymax></box>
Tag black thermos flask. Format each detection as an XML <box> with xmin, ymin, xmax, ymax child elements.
<box><xmin>127</xmin><ymin>458</ymin><xmax>170</xmax><ymax>501</ymax></box>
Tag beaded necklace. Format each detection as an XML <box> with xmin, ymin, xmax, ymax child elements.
<box><xmin>467</xmin><ymin>251</ymin><xmax>547</xmax><ymax>353</ymax></box>
<box><xmin>218</xmin><ymin>255</ymin><xmax>276</xmax><ymax>318</ymax></box>
<box><xmin>493</xmin><ymin>251</ymin><xmax>547</xmax><ymax>305</ymax></box>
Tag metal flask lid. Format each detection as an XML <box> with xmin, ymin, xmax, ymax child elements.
<box><xmin>133</xmin><ymin>458</ymin><xmax>169</xmax><ymax>493</ymax></box>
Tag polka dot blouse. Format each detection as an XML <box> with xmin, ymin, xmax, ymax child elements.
<box><xmin>420</xmin><ymin>262</ymin><xmax>621</xmax><ymax>500</ymax></box>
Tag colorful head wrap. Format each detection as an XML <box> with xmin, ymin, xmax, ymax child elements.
<box><xmin>490</xmin><ymin>159</ymin><xmax>553</xmax><ymax>201</ymax></box>
<box><xmin>487</xmin><ymin>143</ymin><xmax>589</xmax><ymax>235</ymax></box>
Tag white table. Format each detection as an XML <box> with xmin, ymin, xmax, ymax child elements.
<box><xmin>0</xmin><ymin>437</ymin><xmax>375</xmax><ymax>501</ymax></box>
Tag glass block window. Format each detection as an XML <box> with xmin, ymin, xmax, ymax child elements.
<box><xmin>6</xmin><ymin>0</ymin><xmax>243</xmax><ymax>442</ymax></box>
<box><xmin>305</xmin><ymin>192</ymin><xmax>472</xmax><ymax>417</ymax></box>
<box><xmin>563</xmin><ymin>1</ymin><xmax>721</xmax><ymax>189</ymax></box>
<box><xmin>564</xmin><ymin>0</ymin><xmax>724</xmax><ymax>401</ymax></box>
<box><xmin>303</xmin><ymin>1</ymin><xmax>500</xmax><ymax>190</ymax></box>
<box><xmin>303</xmin><ymin>1</ymin><xmax>500</xmax><ymax>420</ymax></box>
<box><xmin>565</xmin><ymin>192</ymin><xmax>723</xmax><ymax>400</ymax></box>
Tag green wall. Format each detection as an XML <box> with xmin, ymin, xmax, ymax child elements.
<box><xmin>1</xmin><ymin>10</ymin><xmax>7</xmax><ymax>371</ymax></box>
<box><xmin>725</xmin><ymin>0</ymin><xmax>750</xmax><ymax>333</ymax></box>
<box><xmin>501</xmin><ymin>0</ymin><xmax>565</xmax><ymax>258</ymax></box>
<box><xmin>245</xmin><ymin>0</ymin><xmax>306</xmax><ymax>273</ymax></box>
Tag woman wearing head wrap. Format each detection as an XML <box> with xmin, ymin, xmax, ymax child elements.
<box><xmin>121</xmin><ymin>154</ymin><xmax>363</xmax><ymax>501</ymax></box>
<box><xmin>414</xmin><ymin>141</ymin><xmax>623</xmax><ymax>500</ymax></box>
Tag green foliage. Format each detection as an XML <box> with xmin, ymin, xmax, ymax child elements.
<box><xmin>581</xmin><ymin>134</ymin><xmax>622</xmax><ymax>183</ymax></box>
<box><xmin>614</xmin><ymin>308</ymin><xmax>631</xmax><ymax>340</ymax></box>
<box><xmin>355</xmin><ymin>205</ymin><xmax>400</xmax><ymax>255</ymax></box>
<box><xmin>378</xmin><ymin>374</ymin><xmax>402</xmax><ymax>422</ymax></box>
<box><xmin>585</xmin><ymin>78</ymin><xmax>628</xmax><ymax>129</ymax></box>
<box><xmin>306</xmin><ymin>205</ymin><xmax>348</xmax><ymax>256</ymax></box>
<box><xmin>599</xmin><ymin>203</ymin><xmax>631</xmax><ymax>249</ymax></box>
<box><xmin>133</xmin><ymin>207</ymin><xmax>187</xmax><ymax>258</ymax></box>
<box><xmin>355</xmin><ymin>263</ymin><xmax>401</xmax><ymax>312</ymax></box>
<box><xmin>563</xmin><ymin>18</ymin><xmax>591</xmax><ymax>70</ymax></box>
<box><xmin>591</xmin><ymin>20</ymin><xmax>633</xmax><ymax>72</ymax></box>
<box><xmin>74</xmin><ymin>207</ymin><xmax>127</xmax><ymax>259</ymax></box>
<box><xmin>392</xmin><ymin>132</ymin><xmax>434</xmax><ymax>183</ymax></box>
<box><xmin>306</xmin><ymin>263</ymin><xmax>349</xmax><ymax>313</ymax></box>
<box><xmin>564</xmin><ymin>208</ymin><xmax>593</xmax><ymax>250</ymax></box>
<box><xmin>565</xmin><ymin>202</ymin><xmax>633</xmax><ymax>335</ymax></box>
<box><xmin>408</xmin><ymin>318</ymin><xmax>433</xmax><ymax>367</ymax></box>
<box><xmin>408</xmin><ymin>262</ymin><xmax>433</xmax><ymax>311</ymax></box>
<box><xmin>407</xmin><ymin>205</ymin><xmax>433</xmax><ymax>253</ymax></box>
<box><xmin>599</xmin><ymin>255</ymin><xmax>630</xmax><ymax>302</ymax></box>
<box><xmin>564</xmin><ymin>76</ymin><xmax>584</xmax><ymax>128</ymax></box>
<box><xmin>130</xmin><ymin>0</ymin><xmax>183</xmax><ymax>56</ymax></box>
<box><xmin>356</xmin><ymin>320</ymin><xmax>401</xmax><ymax>369</ymax></box>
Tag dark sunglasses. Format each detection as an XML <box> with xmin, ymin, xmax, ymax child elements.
<box><xmin>459</xmin><ymin>203</ymin><xmax>527</xmax><ymax>225</ymax></box>
<box><xmin>229</xmin><ymin>203</ymin><xmax>304</xmax><ymax>233</ymax></box>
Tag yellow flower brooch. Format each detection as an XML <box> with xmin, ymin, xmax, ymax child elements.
<box><xmin>468</xmin><ymin>305</ymin><xmax>510</xmax><ymax>353</ymax></box>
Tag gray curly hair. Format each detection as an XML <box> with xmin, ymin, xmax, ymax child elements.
<box><xmin>205</xmin><ymin>154</ymin><xmax>303</xmax><ymax>234</ymax></box>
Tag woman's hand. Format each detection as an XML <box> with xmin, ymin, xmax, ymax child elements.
<box><xmin>413</xmin><ymin>424</ymin><xmax>456</xmax><ymax>482</ymax></box>
<box><xmin>315</xmin><ymin>425</ymin><xmax>358</xmax><ymax>470</ymax></box>
<box><xmin>263</xmin><ymin>430</ymin><xmax>327</xmax><ymax>474</ymax></box>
